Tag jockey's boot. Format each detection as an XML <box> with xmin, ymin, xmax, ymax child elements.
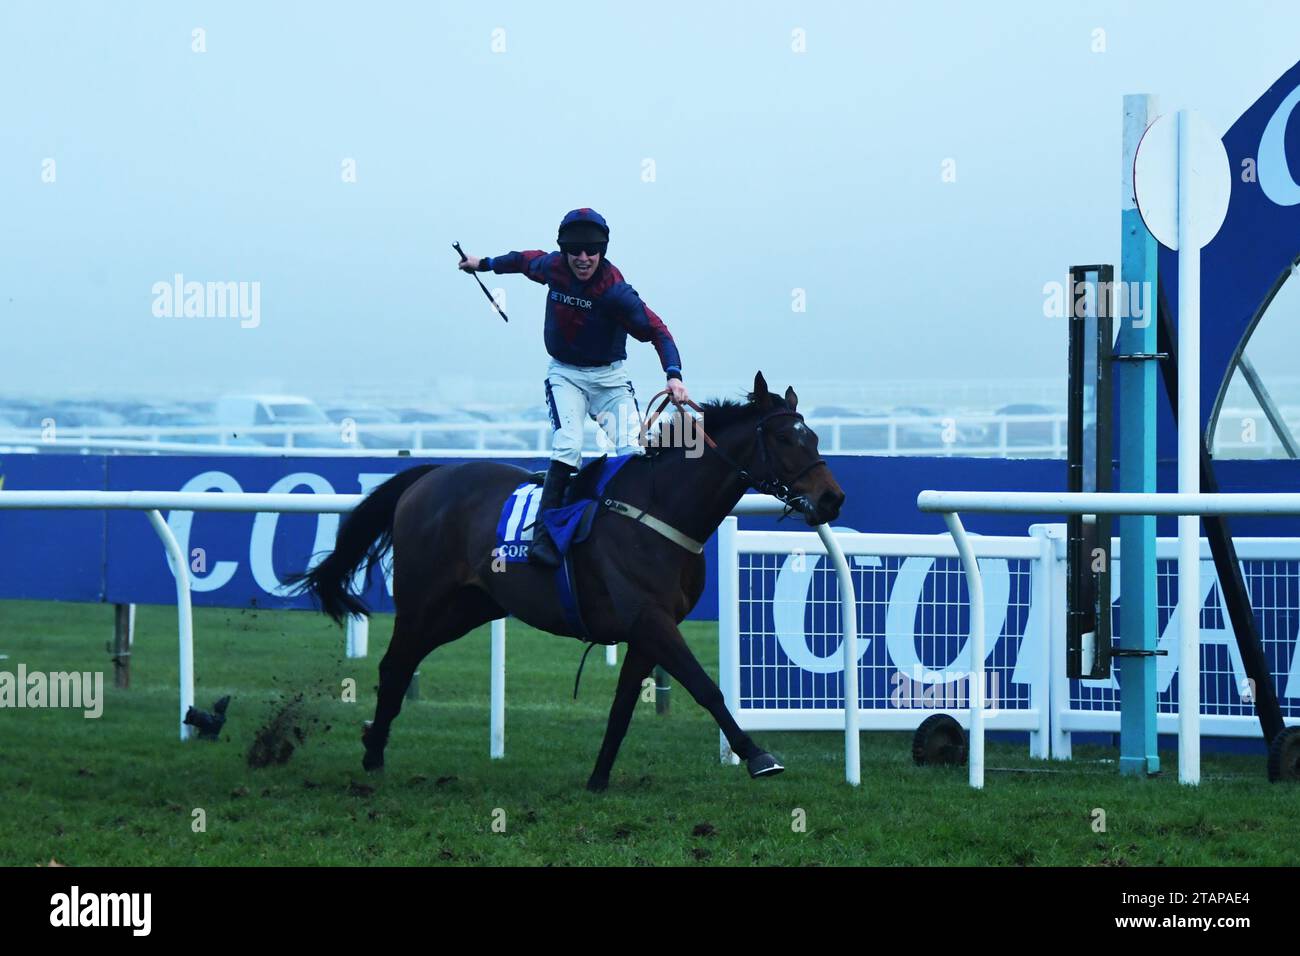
<box><xmin>528</xmin><ymin>460</ymin><xmax>575</xmax><ymax>568</ymax></box>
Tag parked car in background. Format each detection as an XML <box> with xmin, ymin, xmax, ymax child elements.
<box><xmin>130</xmin><ymin>405</ymin><xmax>217</xmax><ymax>444</ymax></box>
<box><xmin>891</xmin><ymin>405</ymin><xmax>964</xmax><ymax>450</ymax></box>
<box><xmin>993</xmin><ymin>403</ymin><xmax>1059</xmax><ymax>451</ymax></box>
<box><xmin>46</xmin><ymin>405</ymin><xmax>127</xmax><ymax>430</ymax></box>
<box><xmin>214</xmin><ymin>394</ymin><xmax>346</xmax><ymax>448</ymax></box>
<box><xmin>105</xmin><ymin>400</ymin><xmax>154</xmax><ymax>422</ymax></box>
<box><xmin>806</xmin><ymin>406</ymin><xmax>890</xmax><ymax>452</ymax></box>
<box><xmin>397</xmin><ymin>408</ymin><xmax>529</xmax><ymax>451</ymax></box>
<box><xmin>324</xmin><ymin>406</ymin><xmax>413</xmax><ymax>449</ymax></box>
<box><xmin>0</xmin><ymin>401</ymin><xmax>42</xmax><ymax>428</ymax></box>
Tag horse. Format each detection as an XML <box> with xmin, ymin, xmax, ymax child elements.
<box><xmin>286</xmin><ymin>371</ymin><xmax>845</xmax><ymax>791</ymax></box>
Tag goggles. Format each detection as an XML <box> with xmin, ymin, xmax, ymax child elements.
<box><xmin>560</xmin><ymin>242</ymin><xmax>607</xmax><ymax>257</ymax></box>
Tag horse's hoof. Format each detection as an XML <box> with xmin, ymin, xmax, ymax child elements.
<box><xmin>747</xmin><ymin>752</ymin><xmax>785</xmax><ymax>779</ymax></box>
<box><xmin>586</xmin><ymin>776</ymin><xmax>609</xmax><ymax>793</ymax></box>
<box><xmin>362</xmin><ymin>751</ymin><xmax>384</xmax><ymax>773</ymax></box>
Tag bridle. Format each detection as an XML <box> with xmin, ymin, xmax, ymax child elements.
<box><xmin>638</xmin><ymin>391</ymin><xmax>827</xmax><ymax>518</ymax></box>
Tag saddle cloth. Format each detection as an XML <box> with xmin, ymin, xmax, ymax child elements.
<box><xmin>493</xmin><ymin>453</ymin><xmax>635</xmax><ymax>564</ymax></box>
<box><xmin>493</xmin><ymin>454</ymin><xmax>636</xmax><ymax>640</ymax></box>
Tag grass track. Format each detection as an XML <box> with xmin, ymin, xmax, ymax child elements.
<box><xmin>0</xmin><ymin>599</ymin><xmax>1295</xmax><ymax>866</ymax></box>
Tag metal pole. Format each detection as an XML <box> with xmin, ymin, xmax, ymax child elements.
<box><xmin>819</xmin><ymin>522</ymin><xmax>860</xmax><ymax>787</ymax></box>
<box><xmin>943</xmin><ymin>512</ymin><xmax>984</xmax><ymax>789</ymax></box>
<box><xmin>111</xmin><ymin>603</ymin><xmax>133</xmax><ymax>689</ymax></box>
<box><xmin>1118</xmin><ymin>93</ymin><xmax>1161</xmax><ymax>777</ymax></box>
<box><xmin>145</xmin><ymin>509</ymin><xmax>193</xmax><ymax>741</ymax></box>
<box><xmin>1237</xmin><ymin>354</ymin><xmax>1300</xmax><ymax>458</ymax></box>
<box><xmin>490</xmin><ymin>618</ymin><xmax>505</xmax><ymax>759</ymax></box>
<box><xmin>345</xmin><ymin>614</ymin><xmax>369</xmax><ymax>659</ymax></box>
<box><xmin>1175</xmin><ymin>110</ymin><xmax>1202</xmax><ymax>786</ymax></box>
<box><xmin>717</xmin><ymin>516</ymin><xmax>741</xmax><ymax>765</ymax></box>
<box><xmin>653</xmin><ymin>666</ymin><xmax>671</xmax><ymax>715</ymax></box>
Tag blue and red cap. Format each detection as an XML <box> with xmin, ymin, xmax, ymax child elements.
<box><xmin>557</xmin><ymin>208</ymin><xmax>610</xmax><ymax>245</ymax></box>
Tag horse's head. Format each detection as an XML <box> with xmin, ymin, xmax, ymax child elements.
<box><xmin>703</xmin><ymin>372</ymin><xmax>845</xmax><ymax>526</ymax></box>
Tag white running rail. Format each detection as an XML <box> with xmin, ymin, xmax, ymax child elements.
<box><xmin>917</xmin><ymin>490</ymin><xmax>1300</xmax><ymax>789</ymax></box>
<box><xmin>0</xmin><ymin>489</ymin><xmax>860</xmax><ymax>787</ymax></box>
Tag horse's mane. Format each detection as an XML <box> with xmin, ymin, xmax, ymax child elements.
<box><xmin>699</xmin><ymin>391</ymin><xmax>790</xmax><ymax>430</ymax></box>
<box><xmin>650</xmin><ymin>391</ymin><xmax>789</xmax><ymax>445</ymax></box>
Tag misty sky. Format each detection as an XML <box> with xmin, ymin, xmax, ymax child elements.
<box><xmin>2</xmin><ymin>1</ymin><xmax>1298</xmax><ymax>407</ymax></box>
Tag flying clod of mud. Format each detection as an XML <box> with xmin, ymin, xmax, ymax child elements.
<box><xmin>247</xmin><ymin>693</ymin><xmax>310</xmax><ymax>769</ymax></box>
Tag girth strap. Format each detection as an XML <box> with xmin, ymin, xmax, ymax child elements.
<box><xmin>600</xmin><ymin>497</ymin><xmax>705</xmax><ymax>554</ymax></box>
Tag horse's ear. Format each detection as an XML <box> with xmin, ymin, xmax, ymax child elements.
<box><xmin>753</xmin><ymin>371</ymin><xmax>772</xmax><ymax>408</ymax></box>
<box><xmin>784</xmin><ymin>386</ymin><xmax>798</xmax><ymax>411</ymax></box>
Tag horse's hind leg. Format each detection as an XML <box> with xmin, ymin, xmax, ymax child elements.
<box><xmin>363</xmin><ymin>588</ymin><xmax>503</xmax><ymax>772</ymax></box>
<box><xmin>362</xmin><ymin>610</ymin><xmax>428</xmax><ymax>771</ymax></box>
<box><xmin>587</xmin><ymin>644</ymin><xmax>654</xmax><ymax>793</ymax></box>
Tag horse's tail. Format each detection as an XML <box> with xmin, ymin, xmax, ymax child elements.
<box><xmin>284</xmin><ymin>464</ymin><xmax>441</xmax><ymax>625</ymax></box>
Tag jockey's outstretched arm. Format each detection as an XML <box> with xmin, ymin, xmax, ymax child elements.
<box><xmin>462</xmin><ymin>250</ymin><xmax>556</xmax><ymax>286</ymax></box>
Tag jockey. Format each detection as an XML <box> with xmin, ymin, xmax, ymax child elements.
<box><xmin>458</xmin><ymin>208</ymin><xmax>690</xmax><ymax>566</ymax></box>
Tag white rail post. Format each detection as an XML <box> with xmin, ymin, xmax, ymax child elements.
<box><xmin>345</xmin><ymin>614</ymin><xmax>369</xmax><ymax>658</ymax></box>
<box><xmin>490</xmin><ymin>617</ymin><xmax>506</xmax><ymax>759</ymax></box>
<box><xmin>717</xmin><ymin>516</ymin><xmax>741</xmax><ymax>765</ymax></box>
<box><xmin>818</xmin><ymin>523</ymin><xmax>860</xmax><ymax>786</ymax></box>
<box><xmin>145</xmin><ymin>509</ymin><xmax>194</xmax><ymax>741</ymax></box>
<box><xmin>1046</xmin><ymin>524</ymin><xmax>1073</xmax><ymax>760</ymax></box>
<box><xmin>1174</xmin><ymin>110</ymin><xmax>1203</xmax><ymax>787</ymax></box>
<box><xmin>1027</xmin><ymin>524</ymin><xmax>1054</xmax><ymax>759</ymax></box>
<box><xmin>942</xmin><ymin>512</ymin><xmax>984</xmax><ymax>789</ymax></box>
<box><xmin>1133</xmin><ymin>108</ymin><xmax>1231</xmax><ymax>786</ymax></box>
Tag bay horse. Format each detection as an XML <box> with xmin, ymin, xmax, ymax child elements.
<box><xmin>287</xmin><ymin>372</ymin><xmax>845</xmax><ymax>791</ymax></box>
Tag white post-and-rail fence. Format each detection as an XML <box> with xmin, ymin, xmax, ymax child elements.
<box><xmin>0</xmin><ymin>489</ymin><xmax>861</xmax><ymax>782</ymax></box>
<box><xmin>717</xmin><ymin>516</ymin><xmax>1051</xmax><ymax>790</ymax></box>
<box><xmin>918</xmin><ymin>490</ymin><xmax>1300</xmax><ymax>789</ymax></box>
<box><xmin>0</xmin><ymin>490</ymin><xmax>365</xmax><ymax>741</ymax></box>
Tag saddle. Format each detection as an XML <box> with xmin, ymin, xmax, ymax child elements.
<box><xmin>504</xmin><ymin>454</ymin><xmax>703</xmax><ymax>641</ymax></box>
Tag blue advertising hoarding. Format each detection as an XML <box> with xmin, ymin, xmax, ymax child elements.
<box><xmin>6</xmin><ymin>451</ymin><xmax>1300</xmax><ymax>619</ymax></box>
<box><xmin>2</xmin><ymin>452</ymin><xmax>1069</xmax><ymax>619</ymax></box>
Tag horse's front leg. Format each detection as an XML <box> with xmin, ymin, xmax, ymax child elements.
<box><xmin>587</xmin><ymin>644</ymin><xmax>655</xmax><ymax>792</ymax></box>
<box><xmin>635</xmin><ymin>607</ymin><xmax>783</xmax><ymax>779</ymax></box>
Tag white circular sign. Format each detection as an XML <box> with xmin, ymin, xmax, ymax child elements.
<box><xmin>1133</xmin><ymin>110</ymin><xmax>1232</xmax><ymax>251</ymax></box>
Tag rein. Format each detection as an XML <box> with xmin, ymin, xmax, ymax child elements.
<box><xmin>636</xmin><ymin>390</ymin><xmax>826</xmax><ymax>517</ymax></box>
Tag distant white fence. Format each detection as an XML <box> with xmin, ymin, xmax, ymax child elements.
<box><xmin>24</xmin><ymin>405</ymin><xmax>1283</xmax><ymax>459</ymax></box>
<box><xmin>0</xmin><ymin>411</ymin><xmax>1075</xmax><ymax>458</ymax></box>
